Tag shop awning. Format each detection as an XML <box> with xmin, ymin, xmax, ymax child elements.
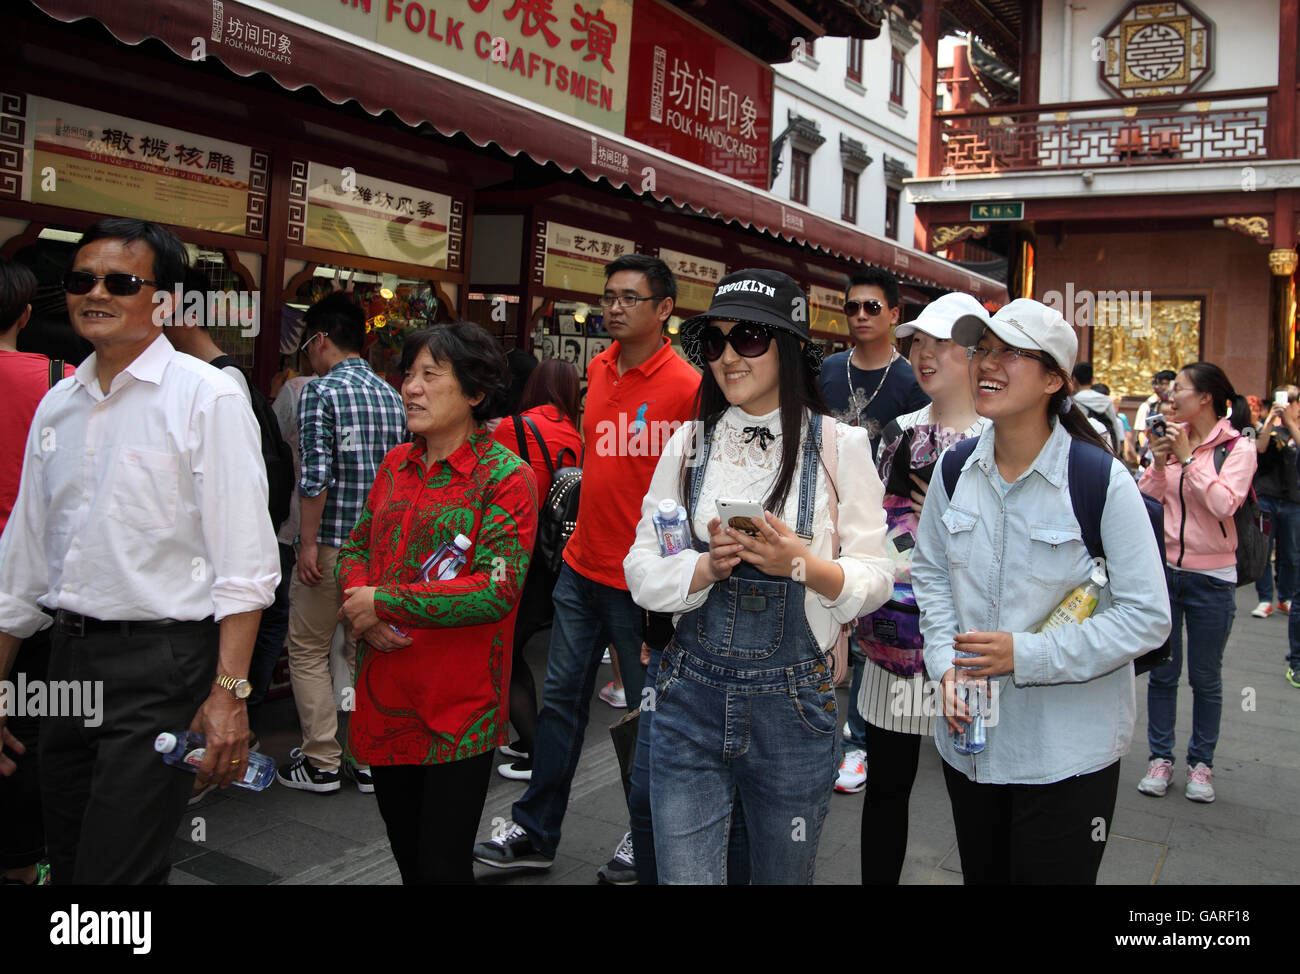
<box><xmin>28</xmin><ymin>0</ymin><xmax>1005</xmax><ymax>301</ymax></box>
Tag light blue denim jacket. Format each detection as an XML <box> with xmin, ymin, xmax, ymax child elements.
<box><xmin>912</xmin><ymin>421</ymin><xmax>1172</xmax><ymax>785</ymax></box>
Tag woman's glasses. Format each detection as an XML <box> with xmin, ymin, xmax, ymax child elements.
<box><xmin>844</xmin><ymin>298</ymin><xmax>883</xmax><ymax>317</ymax></box>
<box><xmin>967</xmin><ymin>344</ymin><xmax>1051</xmax><ymax>366</ymax></box>
<box><xmin>700</xmin><ymin>322</ymin><xmax>774</xmax><ymax>362</ymax></box>
<box><xmin>63</xmin><ymin>271</ymin><xmax>159</xmax><ymax>296</ymax></box>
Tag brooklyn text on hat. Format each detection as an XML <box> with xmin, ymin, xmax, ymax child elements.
<box><xmin>679</xmin><ymin>268</ymin><xmax>822</xmax><ymax>373</ymax></box>
<box><xmin>715</xmin><ymin>279</ymin><xmax>778</xmax><ymax>298</ymax></box>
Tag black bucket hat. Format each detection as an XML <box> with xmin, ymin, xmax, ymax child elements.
<box><xmin>679</xmin><ymin>268</ymin><xmax>823</xmax><ymax>374</ymax></box>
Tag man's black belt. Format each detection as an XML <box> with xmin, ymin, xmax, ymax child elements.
<box><xmin>55</xmin><ymin>610</ymin><xmax>214</xmax><ymax>638</ymax></box>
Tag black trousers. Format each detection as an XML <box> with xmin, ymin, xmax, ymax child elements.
<box><xmin>859</xmin><ymin>722</ymin><xmax>922</xmax><ymax>885</ymax></box>
<box><xmin>941</xmin><ymin>759</ymin><xmax>1121</xmax><ymax>885</ymax></box>
<box><xmin>0</xmin><ymin>627</ymin><xmax>50</xmax><ymax>870</ymax></box>
<box><xmin>42</xmin><ymin>620</ymin><xmax>219</xmax><ymax>884</ymax></box>
<box><xmin>371</xmin><ymin>751</ymin><xmax>495</xmax><ymax>885</ymax></box>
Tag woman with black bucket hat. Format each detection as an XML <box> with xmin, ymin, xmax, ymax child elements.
<box><xmin>624</xmin><ymin>269</ymin><xmax>893</xmax><ymax>884</ymax></box>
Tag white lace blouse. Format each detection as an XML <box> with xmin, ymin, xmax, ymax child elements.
<box><xmin>623</xmin><ymin>405</ymin><xmax>893</xmax><ymax>652</ymax></box>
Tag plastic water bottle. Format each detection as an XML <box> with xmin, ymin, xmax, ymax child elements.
<box><xmin>652</xmin><ymin>499</ymin><xmax>690</xmax><ymax>556</ymax></box>
<box><xmin>391</xmin><ymin>534</ymin><xmax>472</xmax><ymax>637</ymax></box>
<box><xmin>951</xmin><ymin>653</ymin><xmax>988</xmax><ymax>755</ymax></box>
<box><xmin>154</xmin><ymin>731</ymin><xmax>276</xmax><ymax>791</ymax></box>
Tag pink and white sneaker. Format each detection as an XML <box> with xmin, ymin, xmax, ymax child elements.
<box><xmin>1185</xmin><ymin>762</ymin><xmax>1216</xmax><ymax>803</ymax></box>
<box><xmin>1137</xmin><ymin>758</ymin><xmax>1173</xmax><ymax>797</ymax></box>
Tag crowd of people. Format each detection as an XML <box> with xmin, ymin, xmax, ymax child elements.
<box><xmin>0</xmin><ymin>217</ymin><xmax>1283</xmax><ymax>887</ymax></box>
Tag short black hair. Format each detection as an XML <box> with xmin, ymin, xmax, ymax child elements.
<box><xmin>399</xmin><ymin>321</ymin><xmax>510</xmax><ymax>423</ymax></box>
<box><xmin>74</xmin><ymin>218</ymin><xmax>189</xmax><ymax>291</ymax></box>
<box><xmin>1072</xmin><ymin>362</ymin><xmax>1094</xmax><ymax>385</ymax></box>
<box><xmin>302</xmin><ymin>292</ymin><xmax>365</xmax><ymax>354</ymax></box>
<box><xmin>605</xmin><ymin>254</ymin><xmax>677</xmax><ymax>303</ymax></box>
<box><xmin>845</xmin><ymin>267</ymin><xmax>900</xmax><ymax>309</ymax></box>
<box><xmin>1091</xmin><ymin>382</ymin><xmax>1110</xmax><ymax>396</ymax></box>
<box><xmin>0</xmin><ymin>257</ymin><xmax>37</xmax><ymax>330</ymax></box>
<box><xmin>1153</xmin><ymin>370</ymin><xmax>1176</xmax><ymax>382</ymax></box>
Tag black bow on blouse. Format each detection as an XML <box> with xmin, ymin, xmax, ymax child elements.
<box><xmin>742</xmin><ymin>426</ymin><xmax>776</xmax><ymax>451</ymax></box>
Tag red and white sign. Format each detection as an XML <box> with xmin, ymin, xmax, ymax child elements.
<box><xmin>624</xmin><ymin>1</ymin><xmax>772</xmax><ymax>189</ymax></box>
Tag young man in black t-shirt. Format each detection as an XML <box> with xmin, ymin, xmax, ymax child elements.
<box><xmin>818</xmin><ymin>267</ymin><xmax>927</xmax><ymax>794</ymax></box>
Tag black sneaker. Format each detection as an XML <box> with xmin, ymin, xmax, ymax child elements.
<box><xmin>277</xmin><ymin>748</ymin><xmax>341</xmax><ymax>794</ymax></box>
<box><xmin>347</xmin><ymin>763</ymin><xmax>375</xmax><ymax>794</ymax></box>
<box><xmin>496</xmin><ymin>757</ymin><xmax>532</xmax><ymax>781</ymax></box>
<box><xmin>595</xmin><ymin>832</ymin><xmax>637</xmax><ymax>885</ymax></box>
<box><xmin>472</xmin><ymin>822</ymin><xmax>553</xmax><ymax>870</ymax></box>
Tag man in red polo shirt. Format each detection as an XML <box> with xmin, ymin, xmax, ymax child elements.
<box><xmin>474</xmin><ymin>255</ymin><xmax>699</xmax><ymax>883</ymax></box>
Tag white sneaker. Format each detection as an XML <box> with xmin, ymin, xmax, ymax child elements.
<box><xmin>1251</xmin><ymin>601</ymin><xmax>1274</xmax><ymax>618</ymax></box>
<box><xmin>1137</xmin><ymin>758</ymin><xmax>1173</xmax><ymax>797</ymax></box>
<box><xmin>835</xmin><ymin>749</ymin><xmax>867</xmax><ymax>793</ymax></box>
<box><xmin>1185</xmin><ymin>762</ymin><xmax>1215</xmax><ymax>802</ymax></box>
<box><xmin>599</xmin><ymin>681</ymin><xmax>626</xmax><ymax>708</ymax></box>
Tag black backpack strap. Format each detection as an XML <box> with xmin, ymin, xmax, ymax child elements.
<box><xmin>555</xmin><ymin>447</ymin><xmax>579</xmax><ymax>468</ymax></box>
<box><xmin>208</xmin><ymin>353</ymin><xmax>244</xmax><ymax>377</ymax></box>
<box><xmin>522</xmin><ymin>416</ymin><xmax>554</xmax><ymax>478</ymax></box>
<box><xmin>1066</xmin><ymin>438</ymin><xmax>1114</xmax><ymax>561</ymax></box>
<box><xmin>1212</xmin><ymin>438</ymin><xmax>1234</xmax><ymax>473</ymax></box>
<box><xmin>940</xmin><ymin>437</ymin><xmax>980</xmax><ymax>501</ymax></box>
<box><xmin>511</xmin><ymin>415</ymin><xmax>532</xmax><ymax>467</ymax></box>
<box><xmin>48</xmin><ymin>358</ymin><xmax>66</xmax><ymax>388</ymax></box>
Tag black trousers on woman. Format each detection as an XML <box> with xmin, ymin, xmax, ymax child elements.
<box><xmin>860</xmin><ymin>721</ymin><xmax>922</xmax><ymax>885</ymax></box>
<box><xmin>941</xmin><ymin>759</ymin><xmax>1121</xmax><ymax>885</ymax></box>
<box><xmin>371</xmin><ymin>752</ymin><xmax>495</xmax><ymax>885</ymax></box>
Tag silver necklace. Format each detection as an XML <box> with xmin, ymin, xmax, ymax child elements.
<box><xmin>846</xmin><ymin>348</ymin><xmax>897</xmax><ymax>426</ymax></box>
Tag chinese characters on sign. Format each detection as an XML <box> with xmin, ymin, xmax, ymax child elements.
<box><xmin>658</xmin><ymin>247</ymin><xmax>725</xmax><ymax>312</ymax></box>
<box><xmin>542</xmin><ymin>221</ymin><xmax>634</xmax><ymax>294</ymax></box>
<box><xmin>305</xmin><ymin>163</ymin><xmax>453</xmax><ymax>268</ymax></box>
<box><xmin>26</xmin><ymin>96</ymin><xmax>255</xmax><ymax>235</ymax></box>
<box><xmin>969</xmin><ymin>201</ymin><xmax>1025</xmax><ymax>220</ymax></box>
<box><xmin>211</xmin><ymin>9</ymin><xmax>294</xmax><ymax>63</ymax></box>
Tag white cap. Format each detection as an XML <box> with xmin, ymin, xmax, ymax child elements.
<box><xmin>952</xmin><ymin>297</ymin><xmax>1079</xmax><ymax>371</ymax></box>
<box><xmin>154</xmin><ymin>732</ymin><xmax>179</xmax><ymax>754</ymax></box>
<box><xmin>896</xmin><ymin>291</ymin><xmax>988</xmax><ymax>340</ymax></box>
<box><xmin>453</xmin><ymin>534</ymin><xmax>472</xmax><ymax>551</ymax></box>
<box><xmin>657</xmin><ymin>498</ymin><xmax>680</xmax><ymax>517</ymax></box>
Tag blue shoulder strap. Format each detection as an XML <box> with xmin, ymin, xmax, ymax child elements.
<box><xmin>1066</xmin><ymin>438</ymin><xmax>1114</xmax><ymax>561</ymax></box>
<box><xmin>940</xmin><ymin>437</ymin><xmax>980</xmax><ymax>501</ymax></box>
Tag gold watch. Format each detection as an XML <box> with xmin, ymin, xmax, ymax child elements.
<box><xmin>214</xmin><ymin>674</ymin><xmax>252</xmax><ymax>700</ymax></box>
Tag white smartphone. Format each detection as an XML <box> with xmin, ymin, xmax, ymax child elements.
<box><xmin>1275</xmin><ymin>390</ymin><xmax>1289</xmax><ymax>408</ymax></box>
<box><xmin>716</xmin><ymin>498</ymin><xmax>765</xmax><ymax>537</ymax></box>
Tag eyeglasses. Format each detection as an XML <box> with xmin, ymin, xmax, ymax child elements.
<box><xmin>967</xmin><ymin>344</ymin><xmax>1051</xmax><ymax>365</ymax></box>
<box><xmin>63</xmin><ymin>271</ymin><xmax>159</xmax><ymax>296</ymax></box>
<box><xmin>300</xmin><ymin>331</ymin><xmax>325</xmax><ymax>354</ymax></box>
<box><xmin>844</xmin><ymin>298</ymin><xmax>884</xmax><ymax>317</ymax></box>
<box><xmin>599</xmin><ymin>292</ymin><xmax>661</xmax><ymax>309</ymax></box>
<box><xmin>700</xmin><ymin>322</ymin><xmax>774</xmax><ymax>362</ymax></box>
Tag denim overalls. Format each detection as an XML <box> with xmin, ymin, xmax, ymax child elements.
<box><xmin>649</xmin><ymin>413</ymin><xmax>839</xmax><ymax>884</ymax></box>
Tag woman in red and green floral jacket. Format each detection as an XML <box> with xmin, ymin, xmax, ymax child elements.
<box><xmin>337</xmin><ymin>322</ymin><xmax>537</xmax><ymax>885</ymax></box>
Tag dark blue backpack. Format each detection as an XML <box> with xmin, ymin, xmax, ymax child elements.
<box><xmin>941</xmin><ymin>437</ymin><xmax>1171</xmax><ymax>674</ymax></box>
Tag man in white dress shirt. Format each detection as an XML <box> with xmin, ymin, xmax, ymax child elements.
<box><xmin>0</xmin><ymin>218</ymin><xmax>279</xmax><ymax>884</ymax></box>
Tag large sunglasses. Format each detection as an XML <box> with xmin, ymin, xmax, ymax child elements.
<box><xmin>64</xmin><ymin>271</ymin><xmax>160</xmax><ymax>296</ymax></box>
<box><xmin>700</xmin><ymin>322</ymin><xmax>774</xmax><ymax>362</ymax></box>
<box><xmin>844</xmin><ymin>298</ymin><xmax>883</xmax><ymax>317</ymax></box>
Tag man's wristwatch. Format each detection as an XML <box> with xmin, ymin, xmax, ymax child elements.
<box><xmin>214</xmin><ymin>674</ymin><xmax>252</xmax><ymax>700</ymax></box>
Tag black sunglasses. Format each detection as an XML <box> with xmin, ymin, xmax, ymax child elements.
<box><xmin>64</xmin><ymin>271</ymin><xmax>159</xmax><ymax>296</ymax></box>
<box><xmin>844</xmin><ymin>298</ymin><xmax>884</xmax><ymax>317</ymax></box>
<box><xmin>701</xmin><ymin>322</ymin><xmax>774</xmax><ymax>362</ymax></box>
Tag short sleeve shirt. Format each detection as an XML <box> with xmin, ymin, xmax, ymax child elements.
<box><xmin>820</xmin><ymin>350</ymin><xmax>929</xmax><ymax>458</ymax></box>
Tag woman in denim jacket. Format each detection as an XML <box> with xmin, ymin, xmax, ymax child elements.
<box><xmin>912</xmin><ymin>299</ymin><xmax>1171</xmax><ymax>885</ymax></box>
<box><xmin>624</xmin><ymin>270</ymin><xmax>893</xmax><ymax>884</ymax></box>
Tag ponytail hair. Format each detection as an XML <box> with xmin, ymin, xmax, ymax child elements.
<box><xmin>1180</xmin><ymin>361</ymin><xmax>1248</xmax><ymax>432</ymax></box>
<box><xmin>1046</xmin><ymin>366</ymin><xmax>1116</xmax><ymax>454</ymax></box>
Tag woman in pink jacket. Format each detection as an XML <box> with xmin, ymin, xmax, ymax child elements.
<box><xmin>1137</xmin><ymin>362</ymin><xmax>1256</xmax><ymax>804</ymax></box>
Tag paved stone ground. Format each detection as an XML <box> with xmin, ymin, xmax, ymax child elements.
<box><xmin>170</xmin><ymin>585</ymin><xmax>1299</xmax><ymax>885</ymax></box>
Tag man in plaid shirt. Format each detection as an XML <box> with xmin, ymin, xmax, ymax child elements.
<box><xmin>278</xmin><ymin>293</ymin><xmax>407</xmax><ymax>795</ymax></box>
